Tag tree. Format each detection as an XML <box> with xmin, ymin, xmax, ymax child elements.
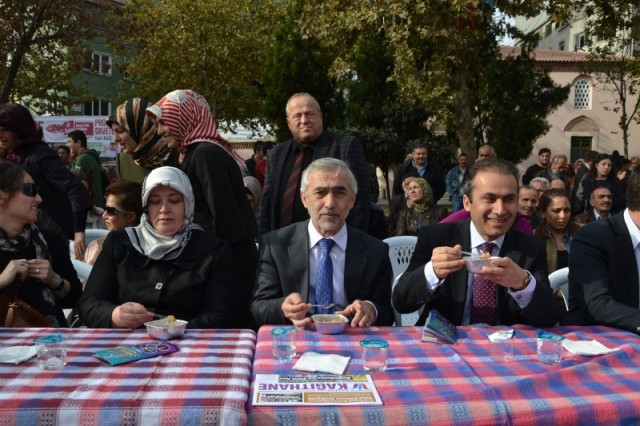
<box><xmin>109</xmin><ymin>0</ymin><xmax>284</xmax><ymax>128</ymax></box>
<box><xmin>0</xmin><ymin>0</ymin><xmax>100</xmax><ymax>113</ymax></box>
<box><xmin>581</xmin><ymin>0</ymin><xmax>640</xmax><ymax>158</ymax></box>
<box><xmin>472</xmin><ymin>47</ymin><xmax>570</xmax><ymax>163</ymax></box>
<box><xmin>297</xmin><ymin>0</ymin><xmax>576</xmax><ymax>163</ymax></box>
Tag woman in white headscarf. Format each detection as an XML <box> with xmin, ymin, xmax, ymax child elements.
<box><xmin>78</xmin><ymin>166</ymin><xmax>236</xmax><ymax>329</ymax></box>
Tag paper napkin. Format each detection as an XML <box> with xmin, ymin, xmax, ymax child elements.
<box><xmin>293</xmin><ymin>351</ymin><xmax>350</xmax><ymax>375</ymax></box>
<box><xmin>0</xmin><ymin>346</ymin><xmax>37</xmax><ymax>364</ymax></box>
<box><xmin>562</xmin><ymin>339</ymin><xmax>618</xmax><ymax>356</ymax></box>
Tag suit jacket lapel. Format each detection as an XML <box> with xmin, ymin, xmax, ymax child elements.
<box><xmin>450</xmin><ymin>220</ymin><xmax>472</xmax><ymax>321</ymax></box>
<box><xmin>612</xmin><ymin>214</ymin><xmax>640</xmax><ymax>306</ymax></box>
<box><xmin>287</xmin><ymin>222</ymin><xmax>311</xmax><ymax>301</ymax></box>
<box><xmin>344</xmin><ymin>228</ymin><xmax>366</xmax><ymax>302</ymax></box>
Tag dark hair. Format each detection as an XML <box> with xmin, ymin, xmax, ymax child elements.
<box><xmin>626</xmin><ymin>172</ymin><xmax>640</xmax><ymax>211</ymax></box>
<box><xmin>0</xmin><ymin>161</ymin><xmax>32</xmax><ymax>202</ymax></box>
<box><xmin>261</xmin><ymin>141</ymin><xmax>275</xmax><ymax>156</ymax></box>
<box><xmin>105</xmin><ymin>180</ymin><xmax>143</xmax><ymax>223</ymax></box>
<box><xmin>586</xmin><ymin>153</ymin><xmax>615</xmax><ymax>181</ymax></box>
<box><xmin>67</xmin><ymin>130</ymin><xmax>87</xmax><ymax>148</ymax></box>
<box><xmin>463</xmin><ymin>159</ymin><xmax>519</xmax><ymax>200</ymax></box>
<box><xmin>585</xmin><ymin>150</ymin><xmax>599</xmax><ymax>163</ymax></box>
<box><xmin>538</xmin><ymin>188</ymin><xmax>570</xmax><ymax>213</ymax></box>
<box><xmin>0</xmin><ymin>103</ymin><xmax>45</xmax><ymax>153</ymax></box>
<box><xmin>57</xmin><ymin>145</ymin><xmax>70</xmax><ymax>154</ymax></box>
<box><xmin>538</xmin><ymin>148</ymin><xmax>551</xmax><ymax>156</ymax></box>
<box><xmin>458</xmin><ymin>152</ymin><xmax>468</xmax><ymax>159</ymax></box>
<box><xmin>253</xmin><ymin>141</ymin><xmax>265</xmax><ymax>154</ymax></box>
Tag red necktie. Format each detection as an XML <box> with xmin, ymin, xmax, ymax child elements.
<box><xmin>280</xmin><ymin>148</ymin><xmax>304</xmax><ymax>227</ymax></box>
<box><xmin>471</xmin><ymin>242</ymin><xmax>497</xmax><ymax>325</ymax></box>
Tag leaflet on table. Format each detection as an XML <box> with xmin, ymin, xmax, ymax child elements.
<box><xmin>422</xmin><ymin>309</ymin><xmax>457</xmax><ymax>344</ymax></box>
<box><xmin>253</xmin><ymin>374</ymin><xmax>382</xmax><ymax>406</ymax></box>
<box><xmin>93</xmin><ymin>341</ymin><xmax>179</xmax><ymax>365</ymax></box>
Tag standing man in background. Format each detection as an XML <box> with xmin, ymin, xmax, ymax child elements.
<box><xmin>445</xmin><ymin>153</ymin><xmax>469</xmax><ymax>213</ymax></box>
<box><xmin>523</xmin><ymin>148</ymin><xmax>550</xmax><ymax>185</ymax></box>
<box><xmin>392</xmin><ymin>143</ymin><xmax>445</xmax><ymax>203</ymax></box>
<box><xmin>261</xmin><ymin>93</ymin><xmax>371</xmax><ymax>233</ymax></box>
<box><xmin>67</xmin><ymin>130</ymin><xmax>104</xmax><ymax>208</ymax></box>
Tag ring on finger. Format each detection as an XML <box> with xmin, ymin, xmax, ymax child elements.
<box><xmin>36</xmin><ymin>268</ymin><xmax>40</xmax><ymax>273</ymax></box>
<box><xmin>19</xmin><ymin>261</ymin><xmax>26</xmax><ymax>267</ymax></box>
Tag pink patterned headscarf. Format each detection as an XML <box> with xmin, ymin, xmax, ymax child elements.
<box><xmin>146</xmin><ymin>89</ymin><xmax>247</xmax><ymax>174</ymax></box>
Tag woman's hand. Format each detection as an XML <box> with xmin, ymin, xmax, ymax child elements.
<box><xmin>74</xmin><ymin>231</ymin><xmax>87</xmax><ymax>260</ymax></box>
<box><xmin>0</xmin><ymin>259</ymin><xmax>29</xmax><ymax>289</ymax></box>
<box><xmin>111</xmin><ymin>302</ymin><xmax>153</xmax><ymax>329</ymax></box>
<box><xmin>26</xmin><ymin>259</ymin><xmax>55</xmax><ymax>286</ymax></box>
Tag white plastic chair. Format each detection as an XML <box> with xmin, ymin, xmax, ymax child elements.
<box><xmin>549</xmin><ymin>267</ymin><xmax>569</xmax><ymax>311</ymax></box>
<box><xmin>69</xmin><ymin>228</ymin><xmax>109</xmax><ymax>260</ymax></box>
<box><xmin>383</xmin><ymin>236</ymin><xmax>422</xmax><ymax>326</ymax></box>
<box><xmin>71</xmin><ymin>258</ymin><xmax>93</xmax><ymax>283</ymax></box>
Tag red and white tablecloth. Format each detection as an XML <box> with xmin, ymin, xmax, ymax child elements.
<box><xmin>249</xmin><ymin>324</ymin><xmax>640</xmax><ymax>425</ymax></box>
<box><xmin>0</xmin><ymin>328</ymin><xmax>255</xmax><ymax>426</ymax></box>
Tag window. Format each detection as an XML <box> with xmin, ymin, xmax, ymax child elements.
<box><xmin>83</xmin><ymin>99</ymin><xmax>110</xmax><ymax>116</ymax></box>
<box><xmin>574</xmin><ymin>32</ymin><xmax>586</xmax><ymax>51</ymax></box>
<box><xmin>84</xmin><ymin>51</ymin><xmax>112</xmax><ymax>76</ymax></box>
<box><xmin>545</xmin><ymin>24</ymin><xmax>552</xmax><ymax>37</ymax></box>
<box><xmin>570</xmin><ymin>136</ymin><xmax>593</xmax><ymax>162</ymax></box>
<box><xmin>574</xmin><ymin>79</ymin><xmax>591</xmax><ymax>110</ymax></box>
<box><xmin>559</xmin><ymin>41</ymin><xmax>565</xmax><ymax>51</ymax></box>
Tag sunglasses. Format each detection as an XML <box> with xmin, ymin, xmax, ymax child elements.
<box><xmin>104</xmin><ymin>206</ymin><xmax>132</xmax><ymax>217</ymax></box>
<box><xmin>21</xmin><ymin>183</ymin><xmax>38</xmax><ymax>197</ymax></box>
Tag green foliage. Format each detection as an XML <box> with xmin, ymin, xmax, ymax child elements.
<box><xmin>0</xmin><ymin>0</ymin><xmax>99</xmax><ymax>113</ymax></box>
<box><xmin>110</xmin><ymin>0</ymin><xmax>284</xmax><ymax>127</ymax></box>
<box><xmin>473</xmin><ymin>50</ymin><xmax>570</xmax><ymax>163</ymax></box>
<box><xmin>581</xmin><ymin>0</ymin><xmax>640</xmax><ymax>157</ymax></box>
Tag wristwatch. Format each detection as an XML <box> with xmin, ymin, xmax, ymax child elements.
<box><xmin>516</xmin><ymin>271</ymin><xmax>532</xmax><ymax>291</ymax></box>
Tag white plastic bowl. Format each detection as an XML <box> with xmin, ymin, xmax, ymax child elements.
<box><xmin>463</xmin><ymin>256</ymin><xmax>500</xmax><ymax>274</ymax></box>
<box><xmin>144</xmin><ymin>318</ymin><xmax>187</xmax><ymax>340</ymax></box>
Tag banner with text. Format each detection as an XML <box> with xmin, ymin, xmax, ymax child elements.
<box><xmin>35</xmin><ymin>116</ymin><xmax>119</xmax><ymax>158</ymax></box>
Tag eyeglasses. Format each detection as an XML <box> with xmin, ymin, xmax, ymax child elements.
<box><xmin>289</xmin><ymin>111</ymin><xmax>318</xmax><ymax>122</ymax></box>
<box><xmin>104</xmin><ymin>206</ymin><xmax>132</xmax><ymax>217</ymax></box>
<box><xmin>21</xmin><ymin>183</ymin><xmax>38</xmax><ymax>197</ymax></box>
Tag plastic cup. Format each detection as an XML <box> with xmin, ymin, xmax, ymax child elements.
<box><xmin>272</xmin><ymin>326</ymin><xmax>297</xmax><ymax>360</ymax></box>
<box><xmin>361</xmin><ymin>339</ymin><xmax>389</xmax><ymax>372</ymax></box>
<box><xmin>34</xmin><ymin>333</ymin><xmax>66</xmax><ymax>370</ymax></box>
<box><xmin>536</xmin><ymin>330</ymin><xmax>563</xmax><ymax>364</ymax></box>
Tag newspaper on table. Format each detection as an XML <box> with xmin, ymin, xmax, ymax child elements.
<box><xmin>253</xmin><ymin>374</ymin><xmax>382</xmax><ymax>406</ymax></box>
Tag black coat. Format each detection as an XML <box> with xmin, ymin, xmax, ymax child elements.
<box><xmin>78</xmin><ymin>230</ymin><xmax>237</xmax><ymax>329</ymax></box>
<box><xmin>0</xmin><ymin>228</ymin><xmax>82</xmax><ymax>327</ymax></box>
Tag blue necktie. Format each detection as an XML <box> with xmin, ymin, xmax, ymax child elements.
<box><xmin>316</xmin><ymin>238</ymin><xmax>335</xmax><ymax>314</ymax></box>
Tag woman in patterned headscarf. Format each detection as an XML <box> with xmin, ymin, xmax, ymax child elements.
<box><xmin>146</xmin><ymin>90</ymin><xmax>258</xmax><ymax>329</ymax></box>
<box><xmin>107</xmin><ymin>98</ymin><xmax>172</xmax><ymax>184</ymax></box>
<box><xmin>78</xmin><ymin>166</ymin><xmax>237</xmax><ymax>329</ymax></box>
<box><xmin>394</xmin><ymin>177</ymin><xmax>447</xmax><ymax>236</ymax></box>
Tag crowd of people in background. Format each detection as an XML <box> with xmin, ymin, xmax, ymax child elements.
<box><xmin>1</xmin><ymin>92</ymin><xmax>639</xmax><ymax>337</ymax></box>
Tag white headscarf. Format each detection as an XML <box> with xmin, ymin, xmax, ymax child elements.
<box><xmin>126</xmin><ymin>166</ymin><xmax>202</xmax><ymax>260</ymax></box>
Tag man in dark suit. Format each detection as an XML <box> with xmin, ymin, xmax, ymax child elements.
<box><xmin>392</xmin><ymin>143</ymin><xmax>445</xmax><ymax>203</ymax></box>
<box><xmin>252</xmin><ymin>158</ymin><xmax>393</xmax><ymax>328</ymax></box>
<box><xmin>572</xmin><ymin>187</ymin><xmax>612</xmax><ymax>224</ymax></box>
<box><xmin>392</xmin><ymin>159</ymin><xmax>562</xmax><ymax>327</ymax></box>
<box><xmin>260</xmin><ymin>93</ymin><xmax>370</xmax><ymax>233</ymax></box>
<box><xmin>567</xmin><ymin>173</ymin><xmax>640</xmax><ymax>334</ymax></box>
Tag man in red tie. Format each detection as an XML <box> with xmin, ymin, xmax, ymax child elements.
<box><xmin>260</xmin><ymin>93</ymin><xmax>371</xmax><ymax>234</ymax></box>
<box><xmin>392</xmin><ymin>159</ymin><xmax>562</xmax><ymax>327</ymax></box>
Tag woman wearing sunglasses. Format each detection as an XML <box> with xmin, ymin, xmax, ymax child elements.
<box><xmin>77</xmin><ymin>166</ymin><xmax>236</xmax><ymax>329</ymax></box>
<box><xmin>0</xmin><ymin>162</ymin><xmax>82</xmax><ymax>326</ymax></box>
<box><xmin>83</xmin><ymin>180</ymin><xmax>142</xmax><ymax>265</ymax></box>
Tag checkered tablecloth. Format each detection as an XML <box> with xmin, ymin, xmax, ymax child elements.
<box><xmin>0</xmin><ymin>328</ymin><xmax>256</xmax><ymax>426</ymax></box>
<box><xmin>248</xmin><ymin>325</ymin><xmax>640</xmax><ymax>425</ymax></box>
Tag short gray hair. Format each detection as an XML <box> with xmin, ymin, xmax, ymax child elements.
<box><xmin>300</xmin><ymin>158</ymin><xmax>358</xmax><ymax>195</ymax></box>
<box><xmin>530</xmin><ymin>176</ymin><xmax>551</xmax><ymax>190</ymax></box>
<box><xmin>285</xmin><ymin>93</ymin><xmax>321</xmax><ymax>117</ymax></box>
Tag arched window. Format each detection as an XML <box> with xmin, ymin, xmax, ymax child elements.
<box><xmin>574</xmin><ymin>79</ymin><xmax>591</xmax><ymax>110</ymax></box>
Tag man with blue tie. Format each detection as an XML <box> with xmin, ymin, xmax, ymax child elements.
<box><xmin>251</xmin><ymin>158</ymin><xmax>393</xmax><ymax>328</ymax></box>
